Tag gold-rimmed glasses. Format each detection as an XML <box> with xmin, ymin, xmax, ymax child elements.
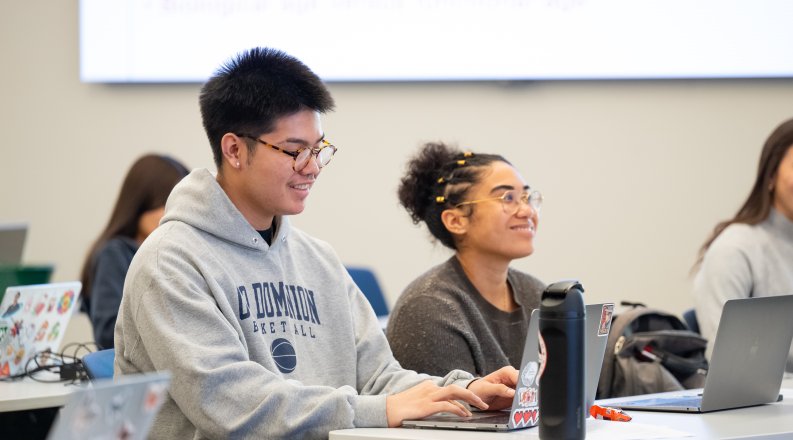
<box><xmin>237</xmin><ymin>134</ymin><xmax>338</xmax><ymax>172</ymax></box>
<box><xmin>455</xmin><ymin>189</ymin><xmax>543</xmax><ymax>215</ymax></box>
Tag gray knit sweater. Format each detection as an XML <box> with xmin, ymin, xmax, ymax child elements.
<box><xmin>387</xmin><ymin>257</ymin><xmax>545</xmax><ymax>377</ymax></box>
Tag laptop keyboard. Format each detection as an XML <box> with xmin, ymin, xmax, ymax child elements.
<box><xmin>461</xmin><ymin>412</ymin><xmax>510</xmax><ymax>423</ymax></box>
<box><xmin>621</xmin><ymin>396</ymin><xmax>701</xmax><ymax>407</ymax></box>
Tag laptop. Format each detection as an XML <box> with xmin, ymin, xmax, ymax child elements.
<box><xmin>0</xmin><ymin>222</ymin><xmax>27</xmax><ymax>265</ymax></box>
<box><xmin>47</xmin><ymin>372</ymin><xmax>171</xmax><ymax>440</ymax></box>
<box><xmin>602</xmin><ymin>295</ymin><xmax>793</xmax><ymax>413</ymax></box>
<box><xmin>402</xmin><ymin>303</ymin><xmax>615</xmax><ymax>431</ymax></box>
<box><xmin>0</xmin><ymin>281</ymin><xmax>82</xmax><ymax>378</ymax></box>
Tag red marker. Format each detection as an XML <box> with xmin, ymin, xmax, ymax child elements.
<box><xmin>590</xmin><ymin>405</ymin><xmax>632</xmax><ymax>422</ymax></box>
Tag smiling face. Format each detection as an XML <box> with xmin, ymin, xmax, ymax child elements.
<box><xmin>218</xmin><ymin>109</ymin><xmax>325</xmax><ymax>230</ymax></box>
<box><xmin>449</xmin><ymin>161</ymin><xmax>539</xmax><ymax>262</ymax></box>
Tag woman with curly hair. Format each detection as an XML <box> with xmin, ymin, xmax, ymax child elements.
<box><xmin>387</xmin><ymin>142</ymin><xmax>545</xmax><ymax>377</ymax></box>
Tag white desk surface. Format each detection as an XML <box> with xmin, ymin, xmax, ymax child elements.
<box><xmin>331</xmin><ymin>378</ymin><xmax>793</xmax><ymax>440</ymax></box>
<box><xmin>0</xmin><ymin>376</ymin><xmax>83</xmax><ymax>412</ymax></box>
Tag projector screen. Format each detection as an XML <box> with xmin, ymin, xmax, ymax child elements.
<box><xmin>79</xmin><ymin>0</ymin><xmax>793</xmax><ymax>83</ymax></box>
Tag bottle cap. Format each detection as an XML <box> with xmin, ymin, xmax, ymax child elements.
<box><xmin>540</xmin><ymin>280</ymin><xmax>585</xmax><ymax>318</ymax></box>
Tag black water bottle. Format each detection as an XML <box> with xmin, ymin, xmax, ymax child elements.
<box><xmin>539</xmin><ymin>280</ymin><xmax>586</xmax><ymax>440</ymax></box>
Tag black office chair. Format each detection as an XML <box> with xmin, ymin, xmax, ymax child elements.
<box><xmin>682</xmin><ymin>308</ymin><xmax>700</xmax><ymax>334</ymax></box>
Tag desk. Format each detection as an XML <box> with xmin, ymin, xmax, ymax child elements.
<box><xmin>331</xmin><ymin>381</ymin><xmax>793</xmax><ymax>440</ymax></box>
<box><xmin>0</xmin><ymin>377</ymin><xmax>79</xmax><ymax>412</ymax></box>
<box><xmin>0</xmin><ymin>377</ymin><xmax>81</xmax><ymax>439</ymax></box>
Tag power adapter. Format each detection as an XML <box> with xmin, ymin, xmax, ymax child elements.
<box><xmin>59</xmin><ymin>362</ymin><xmax>85</xmax><ymax>381</ymax></box>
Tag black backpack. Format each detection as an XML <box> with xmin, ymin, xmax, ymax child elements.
<box><xmin>596</xmin><ymin>305</ymin><xmax>709</xmax><ymax>399</ymax></box>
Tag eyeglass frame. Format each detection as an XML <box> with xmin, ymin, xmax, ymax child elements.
<box><xmin>235</xmin><ymin>133</ymin><xmax>338</xmax><ymax>171</ymax></box>
<box><xmin>454</xmin><ymin>189</ymin><xmax>543</xmax><ymax>215</ymax></box>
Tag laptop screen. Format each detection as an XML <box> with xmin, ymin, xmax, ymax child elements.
<box><xmin>0</xmin><ymin>223</ymin><xmax>27</xmax><ymax>265</ymax></box>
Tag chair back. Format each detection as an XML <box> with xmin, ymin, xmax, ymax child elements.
<box><xmin>346</xmin><ymin>266</ymin><xmax>389</xmax><ymax>317</ymax></box>
<box><xmin>683</xmin><ymin>308</ymin><xmax>700</xmax><ymax>334</ymax></box>
<box><xmin>82</xmin><ymin>348</ymin><xmax>115</xmax><ymax>380</ymax></box>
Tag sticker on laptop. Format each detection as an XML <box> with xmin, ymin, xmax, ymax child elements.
<box><xmin>518</xmin><ymin>386</ymin><xmax>538</xmax><ymax>407</ymax></box>
<box><xmin>598</xmin><ymin>304</ymin><xmax>614</xmax><ymax>336</ymax></box>
<box><xmin>521</xmin><ymin>361</ymin><xmax>538</xmax><ymax>387</ymax></box>
<box><xmin>510</xmin><ymin>407</ymin><xmax>539</xmax><ymax>428</ymax></box>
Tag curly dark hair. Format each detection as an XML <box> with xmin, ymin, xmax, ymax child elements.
<box><xmin>398</xmin><ymin>142</ymin><xmax>509</xmax><ymax>249</ymax></box>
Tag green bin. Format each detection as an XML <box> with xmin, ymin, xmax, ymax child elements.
<box><xmin>0</xmin><ymin>265</ymin><xmax>54</xmax><ymax>303</ymax></box>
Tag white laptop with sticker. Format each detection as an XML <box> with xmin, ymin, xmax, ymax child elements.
<box><xmin>401</xmin><ymin>303</ymin><xmax>614</xmax><ymax>431</ymax></box>
<box><xmin>47</xmin><ymin>372</ymin><xmax>171</xmax><ymax>440</ymax></box>
<box><xmin>0</xmin><ymin>282</ymin><xmax>82</xmax><ymax>378</ymax></box>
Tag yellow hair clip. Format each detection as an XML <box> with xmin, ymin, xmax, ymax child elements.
<box><xmin>436</xmin><ymin>196</ymin><xmax>446</xmax><ymax>204</ymax></box>
<box><xmin>463</xmin><ymin>151</ymin><xmax>473</xmax><ymax>157</ymax></box>
<box><xmin>456</xmin><ymin>160</ymin><xmax>466</xmax><ymax>166</ymax></box>
<box><xmin>437</xmin><ymin>177</ymin><xmax>445</xmax><ymax>184</ymax></box>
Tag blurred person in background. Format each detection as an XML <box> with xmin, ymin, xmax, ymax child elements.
<box><xmin>79</xmin><ymin>154</ymin><xmax>189</xmax><ymax>349</ymax></box>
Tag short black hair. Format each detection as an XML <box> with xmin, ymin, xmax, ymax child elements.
<box><xmin>199</xmin><ymin>47</ymin><xmax>335</xmax><ymax>168</ymax></box>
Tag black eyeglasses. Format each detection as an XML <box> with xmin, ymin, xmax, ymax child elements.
<box><xmin>237</xmin><ymin>134</ymin><xmax>338</xmax><ymax>172</ymax></box>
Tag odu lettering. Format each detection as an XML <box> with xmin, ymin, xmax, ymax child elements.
<box><xmin>238</xmin><ymin>281</ymin><xmax>321</xmax><ymax>325</ymax></box>
<box><xmin>237</xmin><ymin>286</ymin><xmax>251</xmax><ymax>319</ymax></box>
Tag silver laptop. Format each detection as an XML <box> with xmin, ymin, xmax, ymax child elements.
<box><xmin>402</xmin><ymin>303</ymin><xmax>615</xmax><ymax>431</ymax></box>
<box><xmin>0</xmin><ymin>223</ymin><xmax>27</xmax><ymax>265</ymax></box>
<box><xmin>47</xmin><ymin>372</ymin><xmax>171</xmax><ymax>440</ymax></box>
<box><xmin>602</xmin><ymin>295</ymin><xmax>793</xmax><ymax>413</ymax></box>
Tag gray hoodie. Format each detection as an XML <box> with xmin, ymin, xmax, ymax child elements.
<box><xmin>114</xmin><ymin>169</ymin><xmax>474</xmax><ymax>439</ymax></box>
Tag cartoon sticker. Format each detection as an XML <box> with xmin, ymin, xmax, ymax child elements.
<box><xmin>599</xmin><ymin>303</ymin><xmax>614</xmax><ymax>336</ymax></box>
<box><xmin>521</xmin><ymin>361</ymin><xmax>538</xmax><ymax>387</ymax></box>
<box><xmin>116</xmin><ymin>421</ymin><xmax>135</xmax><ymax>439</ymax></box>
<box><xmin>33</xmin><ymin>297</ymin><xmax>45</xmax><ymax>316</ymax></box>
<box><xmin>35</xmin><ymin>320</ymin><xmax>49</xmax><ymax>342</ymax></box>
<box><xmin>73</xmin><ymin>393</ymin><xmax>101</xmax><ymax>432</ymax></box>
<box><xmin>109</xmin><ymin>392</ymin><xmax>127</xmax><ymax>422</ymax></box>
<box><xmin>57</xmin><ymin>290</ymin><xmax>75</xmax><ymax>315</ymax></box>
<box><xmin>1</xmin><ymin>292</ymin><xmax>23</xmax><ymax>318</ymax></box>
<box><xmin>510</xmin><ymin>407</ymin><xmax>539</xmax><ymax>427</ymax></box>
<box><xmin>518</xmin><ymin>386</ymin><xmax>538</xmax><ymax>407</ymax></box>
<box><xmin>47</xmin><ymin>322</ymin><xmax>61</xmax><ymax>342</ymax></box>
<box><xmin>144</xmin><ymin>382</ymin><xmax>168</xmax><ymax>412</ymax></box>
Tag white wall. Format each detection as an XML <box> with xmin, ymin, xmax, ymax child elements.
<box><xmin>3</xmin><ymin>2</ymin><xmax>793</xmax><ymax>317</ymax></box>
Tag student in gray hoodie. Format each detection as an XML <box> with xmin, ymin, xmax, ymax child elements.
<box><xmin>114</xmin><ymin>47</ymin><xmax>518</xmax><ymax>440</ymax></box>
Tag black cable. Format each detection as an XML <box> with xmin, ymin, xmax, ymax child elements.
<box><xmin>0</xmin><ymin>342</ymin><xmax>100</xmax><ymax>384</ymax></box>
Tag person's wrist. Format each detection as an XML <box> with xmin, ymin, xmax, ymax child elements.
<box><xmin>466</xmin><ymin>378</ymin><xmax>481</xmax><ymax>389</ymax></box>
